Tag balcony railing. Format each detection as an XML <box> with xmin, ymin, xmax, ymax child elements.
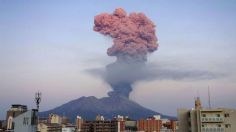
<box><xmin>201</xmin><ymin>117</ymin><xmax>224</xmax><ymax>122</ymax></box>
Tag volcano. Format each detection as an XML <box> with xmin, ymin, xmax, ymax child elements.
<box><xmin>39</xmin><ymin>96</ymin><xmax>174</xmax><ymax>120</ymax></box>
<box><xmin>39</xmin><ymin>8</ymin><xmax>172</xmax><ymax>121</ymax></box>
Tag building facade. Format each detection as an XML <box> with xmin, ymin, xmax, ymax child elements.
<box><xmin>6</xmin><ymin>104</ymin><xmax>27</xmax><ymax>130</ymax></box>
<box><xmin>76</xmin><ymin>115</ymin><xmax>125</xmax><ymax>132</ymax></box>
<box><xmin>37</xmin><ymin>123</ymin><xmax>62</xmax><ymax>132</ymax></box>
<box><xmin>178</xmin><ymin>97</ymin><xmax>236</xmax><ymax>132</ymax></box>
<box><xmin>62</xmin><ymin>125</ymin><xmax>76</xmax><ymax>132</ymax></box>
<box><xmin>13</xmin><ymin>109</ymin><xmax>38</xmax><ymax>132</ymax></box>
<box><xmin>137</xmin><ymin>119</ymin><xmax>162</xmax><ymax>132</ymax></box>
<box><xmin>48</xmin><ymin>114</ymin><xmax>62</xmax><ymax>124</ymax></box>
<box><xmin>80</xmin><ymin>120</ymin><xmax>118</xmax><ymax>132</ymax></box>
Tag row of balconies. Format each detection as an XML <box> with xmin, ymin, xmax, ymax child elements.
<box><xmin>201</xmin><ymin>117</ymin><xmax>224</xmax><ymax>122</ymax></box>
<box><xmin>201</xmin><ymin>127</ymin><xmax>224</xmax><ymax>132</ymax></box>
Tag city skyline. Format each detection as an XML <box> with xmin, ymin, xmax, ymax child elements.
<box><xmin>1</xmin><ymin>0</ymin><xmax>236</xmax><ymax>119</ymax></box>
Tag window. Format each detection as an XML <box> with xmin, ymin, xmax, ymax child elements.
<box><xmin>216</xmin><ymin>114</ymin><xmax>220</xmax><ymax>117</ymax></box>
<box><xmin>225</xmin><ymin>124</ymin><xmax>231</xmax><ymax>128</ymax></box>
<box><xmin>188</xmin><ymin>112</ymin><xmax>191</xmax><ymax>117</ymax></box>
<box><xmin>224</xmin><ymin>113</ymin><xmax>230</xmax><ymax>117</ymax></box>
<box><xmin>202</xmin><ymin>114</ymin><xmax>206</xmax><ymax>117</ymax></box>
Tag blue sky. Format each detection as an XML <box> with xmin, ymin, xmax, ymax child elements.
<box><xmin>0</xmin><ymin>0</ymin><xmax>236</xmax><ymax>119</ymax></box>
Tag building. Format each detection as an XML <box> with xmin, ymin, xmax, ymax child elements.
<box><xmin>38</xmin><ymin>113</ymin><xmax>73</xmax><ymax>132</ymax></box>
<box><xmin>6</xmin><ymin>104</ymin><xmax>27</xmax><ymax>130</ymax></box>
<box><xmin>178</xmin><ymin>97</ymin><xmax>236</xmax><ymax>132</ymax></box>
<box><xmin>115</xmin><ymin>115</ymin><xmax>126</xmax><ymax>132</ymax></box>
<box><xmin>48</xmin><ymin>113</ymin><xmax>70</xmax><ymax>125</ymax></box>
<box><xmin>37</xmin><ymin>123</ymin><xmax>62</xmax><ymax>132</ymax></box>
<box><xmin>124</xmin><ymin>120</ymin><xmax>137</xmax><ymax>131</ymax></box>
<box><xmin>48</xmin><ymin>114</ymin><xmax>62</xmax><ymax>124</ymax></box>
<box><xmin>137</xmin><ymin>118</ymin><xmax>162</xmax><ymax>132</ymax></box>
<box><xmin>81</xmin><ymin>120</ymin><xmax>118</xmax><ymax>132</ymax></box>
<box><xmin>76</xmin><ymin>115</ymin><xmax>126</xmax><ymax>132</ymax></box>
<box><xmin>95</xmin><ymin>115</ymin><xmax>104</xmax><ymax>121</ymax></box>
<box><xmin>161</xmin><ymin>119</ymin><xmax>177</xmax><ymax>132</ymax></box>
<box><xmin>62</xmin><ymin>124</ymin><xmax>76</xmax><ymax>132</ymax></box>
<box><xmin>76</xmin><ymin>116</ymin><xmax>83</xmax><ymax>132</ymax></box>
<box><xmin>13</xmin><ymin>109</ymin><xmax>38</xmax><ymax>132</ymax></box>
<box><xmin>137</xmin><ymin>115</ymin><xmax>177</xmax><ymax>132</ymax></box>
<box><xmin>76</xmin><ymin>115</ymin><xmax>176</xmax><ymax>132</ymax></box>
<box><xmin>0</xmin><ymin>120</ymin><xmax>5</xmax><ymax>132</ymax></box>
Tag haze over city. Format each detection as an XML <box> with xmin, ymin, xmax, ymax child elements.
<box><xmin>0</xmin><ymin>0</ymin><xmax>236</xmax><ymax>120</ymax></box>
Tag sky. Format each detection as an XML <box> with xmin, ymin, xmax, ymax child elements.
<box><xmin>0</xmin><ymin>0</ymin><xmax>236</xmax><ymax>119</ymax></box>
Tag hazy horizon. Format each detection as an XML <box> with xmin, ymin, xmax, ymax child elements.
<box><xmin>0</xmin><ymin>0</ymin><xmax>236</xmax><ymax>119</ymax></box>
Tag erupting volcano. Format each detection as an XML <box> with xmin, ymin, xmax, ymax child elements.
<box><xmin>39</xmin><ymin>8</ymin><xmax>171</xmax><ymax>120</ymax></box>
<box><xmin>94</xmin><ymin>8</ymin><xmax>158</xmax><ymax>98</ymax></box>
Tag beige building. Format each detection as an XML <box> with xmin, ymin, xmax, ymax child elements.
<box><xmin>37</xmin><ymin>123</ymin><xmax>61</xmax><ymax>132</ymax></box>
<box><xmin>48</xmin><ymin>114</ymin><xmax>62</xmax><ymax>124</ymax></box>
<box><xmin>178</xmin><ymin>97</ymin><xmax>236</xmax><ymax>132</ymax></box>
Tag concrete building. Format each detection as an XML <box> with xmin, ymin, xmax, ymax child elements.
<box><xmin>137</xmin><ymin>115</ymin><xmax>177</xmax><ymax>132</ymax></box>
<box><xmin>95</xmin><ymin>115</ymin><xmax>104</xmax><ymax>121</ymax></box>
<box><xmin>178</xmin><ymin>97</ymin><xmax>236</xmax><ymax>132</ymax></box>
<box><xmin>113</xmin><ymin>115</ymin><xmax>126</xmax><ymax>132</ymax></box>
<box><xmin>137</xmin><ymin>118</ymin><xmax>162</xmax><ymax>132</ymax></box>
<box><xmin>80</xmin><ymin>120</ymin><xmax>118</xmax><ymax>132</ymax></box>
<box><xmin>76</xmin><ymin>115</ymin><xmax>176</xmax><ymax>132</ymax></box>
<box><xmin>48</xmin><ymin>113</ymin><xmax>70</xmax><ymax>125</ymax></box>
<box><xmin>161</xmin><ymin>119</ymin><xmax>177</xmax><ymax>132</ymax></box>
<box><xmin>76</xmin><ymin>115</ymin><xmax>126</xmax><ymax>132</ymax></box>
<box><xmin>6</xmin><ymin>104</ymin><xmax>27</xmax><ymax>130</ymax></box>
<box><xmin>0</xmin><ymin>120</ymin><xmax>5</xmax><ymax>132</ymax></box>
<box><xmin>37</xmin><ymin>123</ymin><xmax>62</xmax><ymax>132</ymax></box>
<box><xmin>62</xmin><ymin>125</ymin><xmax>76</xmax><ymax>132</ymax></box>
<box><xmin>13</xmin><ymin>109</ymin><xmax>38</xmax><ymax>132</ymax></box>
<box><xmin>48</xmin><ymin>113</ymin><xmax>62</xmax><ymax>124</ymax></box>
<box><xmin>76</xmin><ymin>116</ymin><xmax>83</xmax><ymax>132</ymax></box>
<box><xmin>125</xmin><ymin>120</ymin><xmax>137</xmax><ymax>131</ymax></box>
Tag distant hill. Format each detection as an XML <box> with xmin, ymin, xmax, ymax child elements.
<box><xmin>39</xmin><ymin>95</ymin><xmax>174</xmax><ymax>121</ymax></box>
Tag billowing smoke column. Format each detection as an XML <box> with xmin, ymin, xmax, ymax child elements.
<box><xmin>94</xmin><ymin>8</ymin><xmax>158</xmax><ymax>98</ymax></box>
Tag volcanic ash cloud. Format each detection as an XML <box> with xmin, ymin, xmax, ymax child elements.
<box><xmin>94</xmin><ymin>8</ymin><xmax>158</xmax><ymax>98</ymax></box>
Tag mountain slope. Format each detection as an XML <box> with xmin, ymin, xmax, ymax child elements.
<box><xmin>39</xmin><ymin>96</ymin><xmax>173</xmax><ymax>120</ymax></box>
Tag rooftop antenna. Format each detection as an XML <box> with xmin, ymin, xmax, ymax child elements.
<box><xmin>35</xmin><ymin>91</ymin><xmax>42</xmax><ymax>111</ymax></box>
<box><xmin>208</xmin><ymin>86</ymin><xmax>211</xmax><ymax>109</ymax></box>
<box><xmin>195</xmin><ymin>89</ymin><xmax>202</xmax><ymax>110</ymax></box>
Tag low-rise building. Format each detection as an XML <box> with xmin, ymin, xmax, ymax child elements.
<box><xmin>125</xmin><ymin>120</ymin><xmax>137</xmax><ymax>131</ymax></box>
<box><xmin>37</xmin><ymin>123</ymin><xmax>62</xmax><ymax>132</ymax></box>
<box><xmin>76</xmin><ymin>115</ymin><xmax>126</xmax><ymax>132</ymax></box>
<box><xmin>81</xmin><ymin>120</ymin><xmax>118</xmax><ymax>132</ymax></box>
<box><xmin>62</xmin><ymin>124</ymin><xmax>76</xmax><ymax>132</ymax></box>
<box><xmin>137</xmin><ymin>118</ymin><xmax>162</xmax><ymax>132</ymax></box>
<box><xmin>161</xmin><ymin>119</ymin><xmax>177</xmax><ymax>132</ymax></box>
<box><xmin>48</xmin><ymin>114</ymin><xmax>62</xmax><ymax>124</ymax></box>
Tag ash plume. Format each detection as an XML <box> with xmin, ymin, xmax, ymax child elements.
<box><xmin>94</xmin><ymin>8</ymin><xmax>158</xmax><ymax>98</ymax></box>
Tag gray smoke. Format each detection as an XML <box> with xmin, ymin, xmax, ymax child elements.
<box><xmin>93</xmin><ymin>8</ymin><xmax>158</xmax><ymax>98</ymax></box>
